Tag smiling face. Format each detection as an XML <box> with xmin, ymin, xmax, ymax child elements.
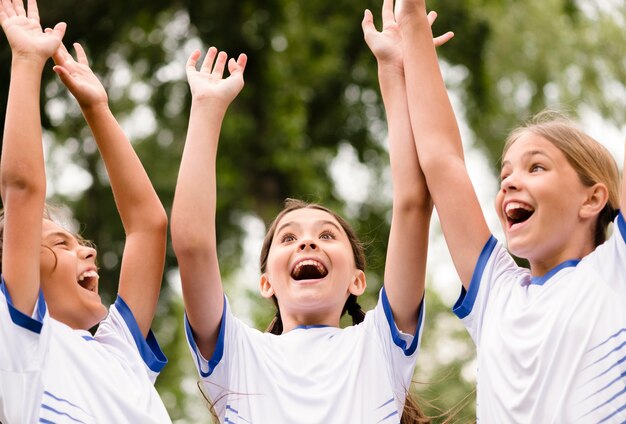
<box><xmin>40</xmin><ymin>219</ymin><xmax>107</xmax><ymax>330</ymax></box>
<box><xmin>260</xmin><ymin>207</ymin><xmax>366</xmax><ymax>331</ymax></box>
<box><xmin>495</xmin><ymin>133</ymin><xmax>602</xmax><ymax>274</ymax></box>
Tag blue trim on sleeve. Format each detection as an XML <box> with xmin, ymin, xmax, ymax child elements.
<box><xmin>381</xmin><ymin>286</ymin><xmax>423</xmax><ymax>356</ymax></box>
<box><xmin>185</xmin><ymin>296</ymin><xmax>227</xmax><ymax>378</ymax></box>
<box><xmin>617</xmin><ymin>211</ymin><xmax>625</xmax><ymax>244</ymax></box>
<box><xmin>0</xmin><ymin>276</ymin><xmax>46</xmax><ymax>334</ymax></box>
<box><xmin>453</xmin><ymin>235</ymin><xmax>498</xmax><ymax>319</ymax></box>
<box><xmin>114</xmin><ymin>296</ymin><xmax>167</xmax><ymax>373</ymax></box>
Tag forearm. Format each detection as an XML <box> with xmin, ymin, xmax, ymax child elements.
<box><xmin>400</xmin><ymin>9</ymin><xmax>464</xmax><ymax>166</ymax></box>
<box><xmin>171</xmin><ymin>99</ymin><xmax>227</xmax><ymax>255</ymax></box>
<box><xmin>378</xmin><ymin>64</ymin><xmax>432</xmax><ymax>333</ymax></box>
<box><xmin>81</xmin><ymin>103</ymin><xmax>167</xmax><ymax>233</ymax></box>
<box><xmin>1</xmin><ymin>60</ymin><xmax>46</xmax><ymax>196</ymax></box>
<box><xmin>0</xmin><ymin>59</ymin><xmax>47</xmax><ymax>313</ymax></box>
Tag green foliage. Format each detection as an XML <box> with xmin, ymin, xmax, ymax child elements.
<box><xmin>1</xmin><ymin>0</ymin><xmax>624</xmax><ymax>421</ymax></box>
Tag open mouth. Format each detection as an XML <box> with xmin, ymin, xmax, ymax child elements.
<box><xmin>505</xmin><ymin>201</ymin><xmax>535</xmax><ymax>227</ymax></box>
<box><xmin>291</xmin><ymin>259</ymin><xmax>328</xmax><ymax>281</ymax></box>
<box><xmin>77</xmin><ymin>270</ymin><xmax>99</xmax><ymax>293</ymax></box>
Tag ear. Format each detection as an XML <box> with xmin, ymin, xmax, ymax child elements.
<box><xmin>259</xmin><ymin>273</ymin><xmax>275</xmax><ymax>299</ymax></box>
<box><xmin>580</xmin><ymin>183</ymin><xmax>609</xmax><ymax>220</ymax></box>
<box><xmin>348</xmin><ymin>269</ymin><xmax>367</xmax><ymax>296</ymax></box>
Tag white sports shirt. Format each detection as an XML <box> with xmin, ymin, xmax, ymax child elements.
<box><xmin>454</xmin><ymin>213</ymin><xmax>626</xmax><ymax>423</ymax></box>
<box><xmin>186</xmin><ymin>288</ymin><xmax>424</xmax><ymax>423</ymax></box>
<box><xmin>0</xmin><ymin>280</ymin><xmax>172</xmax><ymax>424</ymax></box>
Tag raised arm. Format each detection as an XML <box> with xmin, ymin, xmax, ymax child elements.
<box><xmin>52</xmin><ymin>43</ymin><xmax>167</xmax><ymax>336</ymax></box>
<box><xmin>399</xmin><ymin>0</ymin><xmax>491</xmax><ymax>287</ymax></box>
<box><xmin>0</xmin><ymin>0</ymin><xmax>65</xmax><ymax>314</ymax></box>
<box><xmin>171</xmin><ymin>48</ymin><xmax>247</xmax><ymax>358</ymax></box>
<box><xmin>362</xmin><ymin>0</ymin><xmax>452</xmax><ymax>333</ymax></box>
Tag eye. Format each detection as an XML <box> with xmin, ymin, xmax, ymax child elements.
<box><xmin>280</xmin><ymin>233</ymin><xmax>296</xmax><ymax>243</ymax></box>
<box><xmin>530</xmin><ymin>163</ymin><xmax>545</xmax><ymax>173</ymax></box>
<box><xmin>53</xmin><ymin>239</ymin><xmax>68</xmax><ymax>248</ymax></box>
<box><xmin>319</xmin><ymin>230</ymin><xmax>336</xmax><ymax>240</ymax></box>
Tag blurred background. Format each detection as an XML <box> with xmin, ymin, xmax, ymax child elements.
<box><xmin>1</xmin><ymin>0</ymin><xmax>624</xmax><ymax>422</ymax></box>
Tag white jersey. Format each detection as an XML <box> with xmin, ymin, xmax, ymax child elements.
<box><xmin>186</xmin><ymin>288</ymin><xmax>424</xmax><ymax>423</ymax></box>
<box><xmin>454</xmin><ymin>213</ymin><xmax>626</xmax><ymax>423</ymax></box>
<box><xmin>0</xmin><ymin>280</ymin><xmax>172</xmax><ymax>424</ymax></box>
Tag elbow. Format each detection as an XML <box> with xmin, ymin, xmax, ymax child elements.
<box><xmin>171</xmin><ymin>220</ymin><xmax>215</xmax><ymax>261</ymax></box>
<box><xmin>1</xmin><ymin>173</ymin><xmax>46</xmax><ymax>205</ymax></box>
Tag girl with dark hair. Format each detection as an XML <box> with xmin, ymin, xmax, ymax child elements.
<box><xmin>171</xmin><ymin>8</ymin><xmax>451</xmax><ymax>422</ymax></box>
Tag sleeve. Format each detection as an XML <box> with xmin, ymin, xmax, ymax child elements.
<box><xmin>366</xmin><ymin>287</ymin><xmax>425</xmax><ymax>406</ymax></box>
<box><xmin>582</xmin><ymin>211</ymin><xmax>626</xmax><ymax>296</ymax></box>
<box><xmin>451</xmin><ymin>236</ymin><xmax>523</xmax><ymax>346</ymax></box>
<box><xmin>0</xmin><ymin>277</ymin><xmax>49</xmax><ymax>423</ymax></box>
<box><xmin>94</xmin><ymin>295</ymin><xmax>167</xmax><ymax>384</ymax></box>
<box><xmin>185</xmin><ymin>295</ymin><xmax>247</xmax><ymax>418</ymax></box>
<box><xmin>184</xmin><ymin>296</ymin><xmax>229</xmax><ymax>379</ymax></box>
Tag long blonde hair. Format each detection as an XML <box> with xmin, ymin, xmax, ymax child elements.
<box><xmin>503</xmin><ymin>110</ymin><xmax>620</xmax><ymax>246</ymax></box>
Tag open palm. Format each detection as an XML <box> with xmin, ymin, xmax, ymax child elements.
<box><xmin>53</xmin><ymin>42</ymin><xmax>108</xmax><ymax>108</ymax></box>
<box><xmin>0</xmin><ymin>0</ymin><xmax>64</xmax><ymax>61</ymax></box>
<box><xmin>186</xmin><ymin>47</ymin><xmax>247</xmax><ymax>106</ymax></box>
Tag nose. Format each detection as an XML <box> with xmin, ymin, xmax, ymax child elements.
<box><xmin>298</xmin><ymin>239</ymin><xmax>318</xmax><ymax>251</ymax></box>
<box><xmin>79</xmin><ymin>245</ymin><xmax>97</xmax><ymax>260</ymax></box>
<box><xmin>500</xmin><ymin>173</ymin><xmax>519</xmax><ymax>192</ymax></box>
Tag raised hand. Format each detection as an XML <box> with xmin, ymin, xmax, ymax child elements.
<box><xmin>52</xmin><ymin>42</ymin><xmax>108</xmax><ymax>109</ymax></box>
<box><xmin>363</xmin><ymin>0</ymin><xmax>453</xmax><ymax>71</ymax></box>
<box><xmin>0</xmin><ymin>0</ymin><xmax>65</xmax><ymax>62</ymax></box>
<box><xmin>186</xmin><ymin>47</ymin><xmax>247</xmax><ymax>106</ymax></box>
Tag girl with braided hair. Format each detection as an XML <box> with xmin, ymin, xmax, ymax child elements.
<box><xmin>171</xmin><ymin>2</ymin><xmax>452</xmax><ymax>420</ymax></box>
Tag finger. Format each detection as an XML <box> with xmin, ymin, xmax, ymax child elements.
<box><xmin>53</xmin><ymin>64</ymin><xmax>75</xmax><ymax>89</ymax></box>
<box><xmin>1</xmin><ymin>0</ymin><xmax>17</xmax><ymax>18</ymax></box>
<box><xmin>382</xmin><ymin>0</ymin><xmax>394</xmax><ymax>25</ymax></box>
<box><xmin>50</xmin><ymin>21</ymin><xmax>66</xmax><ymax>42</ymax></box>
<box><xmin>229</xmin><ymin>53</ymin><xmax>247</xmax><ymax>75</ymax></box>
<box><xmin>433</xmin><ymin>31</ymin><xmax>454</xmax><ymax>47</ymax></box>
<box><xmin>14</xmin><ymin>0</ymin><xmax>25</xmax><ymax>17</ymax></box>
<box><xmin>185</xmin><ymin>49</ymin><xmax>201</xmax><ymax>71</ymax></box>
<box><xmin>25</xmin><ymin>0</ymin><xmax>38</xmax><ymax>21</ymax></box>
<box><xmin>427</xmin><ymin>10</ymin><xmax>437</xmax><ymax>27</ymax></box>
<box><xmin>73</xmin><ymin>42</ymin><xmax>89</xmax><ymax>65</ymax></box>
<box><xmin>361</xmin><ymin>9</ymin><xmax>374</xmax><ymax>36</ymax></box>
<box><xmin>201</xmin><ymin>46</ymin><xmax>218</xmax><ymax>73</ymax></box>
<box><xmin>211</xmin><ymin>50</ymin><xmax>227</xmax><ymax>77</ymax></box>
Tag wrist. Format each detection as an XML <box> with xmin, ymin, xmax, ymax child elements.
<box><xmin>80</xmin><ymin>101</ymin><xmax>111</xmax><ymax>119</ymax></box>
<box><xmin>11</xmin><ymin>55</ymin><xmax>48</xmax><ymax>72</ymax></box>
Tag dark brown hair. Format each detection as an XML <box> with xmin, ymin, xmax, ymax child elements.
<box><xmin>259</xmin><ymin>198</ymin><xmax>429</xmax><ymax>423</ymax></box>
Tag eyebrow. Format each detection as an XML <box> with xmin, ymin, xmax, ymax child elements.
<box><xmin>501</xmin><ymin>149</ymin><xmax>551</xmax><ymax>168</ymax></box>
<box><xmin>44</xmin><ymin>231</ymin><xmax>74</xmax><ymax>243</ymax></box>
<box><xmin>276</xmin><ymin>219</ymin><xmax>343</xmax><ymax>235</ymax></box>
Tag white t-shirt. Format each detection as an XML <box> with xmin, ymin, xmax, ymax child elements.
<box><xmin>0</xmin><ymin>279</ymin><xmax>172</xmax><ymax>424</ymax></box>
<box><xmin>186</xmin><ymin>288</ymin><xmax>424</xmax><ymax>423</ymax></box>
<box><xmin>454</xmin><ymin>213</ymin><xmax>626</xmax><ymax>423</ymax></box>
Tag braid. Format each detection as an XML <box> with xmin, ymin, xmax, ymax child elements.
<box><xmin>266</xmin><ymin>311</ymin><xmax>283</xmax><ymax>335</ymax></box>
<box><xmin>344</xmin><ymin>294</ymin><xmax>366</xmax><ymax>325</ymax></box>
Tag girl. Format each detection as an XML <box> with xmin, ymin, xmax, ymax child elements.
<box><xmin>0</xmin><ymin>0</ymin><xmax>170</xmax><ymax>422</ymax></box>
<box><xmin>398</xmin><ymin>0</ymin><xmax>626</xmax><ymax>422</ymax></box>
<box><xmin>171</xmin><ymin>10</ymin><xmax>451</xmax><ymax>422</ymax></box>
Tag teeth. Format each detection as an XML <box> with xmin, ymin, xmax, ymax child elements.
<box><xmin>505</xmin><ymin>202</ymin><xmax>533</xmax><ymax>213</ymax></box>
<box><xmin>78</xmin><ymin>270</ymin><xmax>99</xmax><ymax>282</ymax></box>
<box><xmin>292</xmin><ymin>259</ymin><xmax>326</xmax><ymax>278</ymax></box>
